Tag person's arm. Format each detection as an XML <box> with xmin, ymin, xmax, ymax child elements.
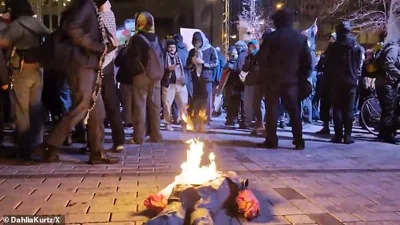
<box><xmin>382</xmin><ymin>44</ymin><xmax>400</xmax><ymax>80</ymax></box>
<box><xmin>186</xmin><ymin>49</ymin><xmax>195</xmax><ymax>70</ymax></box>
<box><xmin>0</xmin><ymin>22</ymin><xmax>23</xmax><ymax>49</ymax></box>
<box><xmin>203</xmin><ymin>48</ymin><xmax>219</xmax><ymax>69</ymax></box>
<box><xmin>63</xmin><ymin>2</ymin><xmax>105</xmax><ymax>54</ymax></box>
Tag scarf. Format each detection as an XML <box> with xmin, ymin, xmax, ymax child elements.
<box><xmin>194</xmin><ymin>48</ymin><xmax>203</xmax><ymax>77</ymax></box>
<box><xmin>166</xmin><ymin>52</ymin><xmax>185</xmax><ymax>84</ymax></box>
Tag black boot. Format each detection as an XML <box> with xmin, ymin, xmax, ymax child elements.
<box><xmin>33</xmin><ymin>143</ymin><xmax>60</xmax><ymax>162</ymax></box>
<box><xmin>89</xmin><ymin>152</ymin><xmax>120</xmax><ymax>165</ymax></box>
<box><xmin>331</xmin><ymin>135</ymin><xmax>342</xmax><ymax>143</ymax></box>
<box><xmin>293</xmin><ymin>139</ymin><xmax>305</xmax><ymax>150</ymax></box>
<box><xmin>343</xmin><ymin>135</ymin><xmax>355</xmax><ymax>144</ymax></box>
<box><xmin>316</xmin><ymin>122</ymin><xmax>330</xmax><ymax>135</ymax></box>
<box><xmin>256</xmin><ymin>140</ymin><xmax>278</xmax><ymax>149</ymax></box>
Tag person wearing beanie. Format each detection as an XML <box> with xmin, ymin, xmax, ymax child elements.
<box><xmin>35</xmin><ymin>0</ymin><xmax>118</xmax><ymax>164</ymax></box>
<box><xmin>161</xmin><ymin>39</ymin><xmax>189</xmax><ymax>132</ymax></box>
<box><xmin>256</xmin><ymin>8</ymin><xmax>312</xmax><ymax>150</ymax></box>
<box><xmin>324</xmin><ymin>21</ymin><xmax>363</xmax><ymax>144</ymax></box>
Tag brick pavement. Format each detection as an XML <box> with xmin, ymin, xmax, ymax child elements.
<box><xmin>1</xmin><ymin>121</ymin><xmax>400</xmax><ymax>225</ymax></box>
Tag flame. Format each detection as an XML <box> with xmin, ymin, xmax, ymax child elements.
<box><xmin>181</xmin><ymin>113</ymin><xmax>194</xmax><ymax>131</ymax></box>
<box><xmin>198</xmin><ymin>109</ymin><xmax>208</xmax><ymax>122</ymax></box>
<box><xmin>174</xmin><ymin>138</ymin><xmax>220</xmax><ymax>185</ymax></box>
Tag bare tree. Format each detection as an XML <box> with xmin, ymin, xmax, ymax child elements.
<box><xmin>237</xmin><ymin>0</ymin><xmax>267</xmax><ymax>41</ymax></box>
<box><xmin>330</xmin><ymin>0</ymin><xmax>392</xmax><ymax>32</ymax></box>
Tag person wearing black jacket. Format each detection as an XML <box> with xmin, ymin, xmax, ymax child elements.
<box><xmin>324</xmin><ymin>21</ymin><xmax>363</xmax><ymax>144</ymax></box>
<box><xmin>124</xmin><ymin>11</ymin><xmax>163</xmax><ymax>144</ymax></box>
<box><xmin>376</xmin><ymin>41</ymin><xmax>400</xmax><ymax>144</ymax></box>
<box><xmin>37</xmin><ymin>0</ymin><xmax>119</xmax><ymax>163</ymax></box>
<box><xmin>315</xmin><ymin>33</ymin><xmax>336</xmax><ymax>134</ymax></box>
<box><xmin>256</xmin><ymin>9</ymin><xmax>312</xmax><ymax>150</ymax></box>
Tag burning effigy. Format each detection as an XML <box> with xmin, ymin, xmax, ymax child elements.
<box><xmin>143</xmin><ymin>139</ymin><xmax>260</xmax><ymax>224</ymax></box>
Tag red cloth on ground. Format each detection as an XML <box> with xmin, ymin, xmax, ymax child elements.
<box><xmin>144</xmin><ymin>194</ymin><xmax>167</xmax><ymax>213</ymax></box>
<box><xmin>236</xmin><ymin>189</ymin><xmax>260</xmax><ymax>220</ymax></box>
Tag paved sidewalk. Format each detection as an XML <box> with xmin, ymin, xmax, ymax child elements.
<box><xmin>0</xmin><ymin>121</ymin><xmax>400</xmax><ymax>225</ymax></box>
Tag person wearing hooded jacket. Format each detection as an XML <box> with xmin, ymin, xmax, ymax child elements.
<box><xmin>0</xmin><ymin>0</ymin><xmax>50</xmax><ymax>160</ymax></box>
<box><xmin>256</xmin><ymin>8</ymin><xmax>312</xmax><ymax>150</ymax></box>
<box><xmin>241</xmin><ymin>40</ymin><xmax>264</xmax><ymax>132</ymax></box>
<box><xmin>375</xmin><ymin>40</ymin><xmax>400</xmax><ymax>144</ymax></box>
<box><xmin>224</xmin><ymin>41</ymin><xmax>248</xmax><ymax>127</ymax></box>
<box><xmin>324</xmin><ymin>21</ymin><xmax>363</xmax><ymax>144</ymax></box>
<box><xmin>124</xmin><ymin>11</ymin><xmax>163</xmax><ymax>144</ymax></box>
<box><xmin>187</xmin><ymin>31</ymin><xmax>218</xmax><ymax>131</ymax></box>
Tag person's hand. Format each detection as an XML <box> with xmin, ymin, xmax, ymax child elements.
<box><xmin>196</xmin><ymin>58</ymin><xmax>204</xmax><ymax>64</ymax></box>
<box><xmin>1</xmin><ymin>85</ymin><xmax>9</xmax><ymax>90</ymax></box>
<box><xmin>168</xmin><ymin>65</ymin><xmax>177</xmax><ymax>71</ymax></box>
<box><xmin>109</xmin><ymin>36</ymin><xmax>117</xmax><ymax>48</ymax></box>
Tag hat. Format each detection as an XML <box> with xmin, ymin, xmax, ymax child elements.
<box><xmin>336</xmin><ymin>21</ymin><xmax>351</xmax><ymax>35</ymax></box>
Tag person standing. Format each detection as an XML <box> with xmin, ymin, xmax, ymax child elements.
<box><xmin>324</xmin><ymin>21</ymin><xmax>363</xmax><ymax>144</ymax></box>
<box><xmin>0</xmin><ymin>0</ymin><xmax>49</xmax><ymax>160</ymax></box>
<box><xmin>125</xmin><ymin>11</ymin><xmax>164</xmax><ymax>144</ymax></box>
<box><xmin>257</xmin><ymin>8</ymin><xmax>312</xmax><ymax>150</ymax></box>
<box><xmin>161</xmin><ymin>40</ymin><xmax>188</xmax><ymax>131</ymax></box>
<box><xmin>37</xmin><ymin>0</ymin><xmax>119</xmax><ymax>163</ymax></box>
<box><xmin>376</xmin><ymin>41</ymin><xmax>400</xmax><ymax>144</ymax></box>
<box><xmin>315</xmin><ymin>33</ymin><xmax>336</xmax><ymax>134</ymax></box>
<box><xmin>187</xmin><ymin>31</ymin><xmax>218</xmax><ymax>131</ymax></box>
<box><xmin>241</xmin><ymin>40</ymin><xmax>262</xmax><ymax>130</ymax></box>
<box><xmin>97</xmin><ymin>0</ymin><xmax>125</xmax><ymax>152</ymax></box>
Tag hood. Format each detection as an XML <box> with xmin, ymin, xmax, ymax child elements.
<box><xmin>94</xmin><ymin>0</ymin><xmax>107</xmax><ymax>7</ymax></box>
<box><xmin>272</xmin><ymin>8</ymin><xmax>293</xmax><ymax>29</ymax></box>
<box><xmin>336</xmin><ymin>33</ymin><xmax>357</xmax><ymax>47</ymax></box>
<box><xmin>16</xmin><ymin>16</ymin><xmax>50</xmax><ymax>36</ymax></box>
<box><xmin>335</xmin><ymin>21</ymin><xmax>356</xmax><ymax>47</ymax></box>
<box><xmin>136</xmin><ymin>11</ymin><xmax>155</xmax><ymax>33</ymax></box>
<box><xmin>247</xmin><ymin>39</ymin><xmax>259</xmax><ymax>54</ymax></box>
<box><xmin>192</xmin><ymin>31</ymin><xmax>212</xmax><ymax>51</ymax></box>
<box><xmin>235</xmin><ymin>40</ymin><xmax>248</xmax><ymax>53</ymax></box>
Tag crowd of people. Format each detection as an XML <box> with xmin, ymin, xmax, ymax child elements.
<box><xmin>0</xmin><ymin>0</ymin><xmax>399</xmax><ymax>165</ymax></box>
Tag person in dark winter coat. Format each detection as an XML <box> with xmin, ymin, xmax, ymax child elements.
<box><xmin>125</xmin><ymin>11</ymin><xmax>163</xmax><ymax>144</ymax></box>
<box><xmin>324</xmin><ymin>21</ymin><xmax>363</xmax><ymax>144</ymax></box>
<box><xmin>256</xmin><ymin>8</ymin><xmax>312</xmax><ymax>150</ymax></box>
<box><xmin>35</xmin><ymin>0</ymin><xmax>118</xmax><ymax>163</ymax></box>
<box><xmin>315</xmin><ymin>33</ymin><xmax>336</xmax><ymax>135</ymax></box>
<box><xmin>224</xmin><ymin>41</ymin><xmax>247</xmax><ymax>127</ymax></box>
<box><xmin>376</xmin><ymin>41</ymin><xmax>400</xmax><ymax>144</ymax></box>
<box><xmin>187</xmin><ymin>31</ymin><xmax>218</xmax><ymax>131</ymax></box>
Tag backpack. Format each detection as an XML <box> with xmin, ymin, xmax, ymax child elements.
<box><xmin>17</xmin><ymin>20</ymin><xmax>73</xmax><ymax>73</ymax></box>
<box><xmin>15</xmin><ymin>21</ymin><xmax>47</xmax><ymax>64</ymax></box>
<box><xmin>137</xmin><ymin>34</ymin><xmax>165</xmax><ymax>81</ymax></box>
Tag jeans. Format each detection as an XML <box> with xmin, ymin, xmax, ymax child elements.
<box><xmin>331</xmin><ymin>85</ymin><xmax>357</xmax><ymax>138</ymax></box>
<box><xmin>120</xmin><ymin>83</ymin><xmax>134</xmax><ymax>124</ymax></box>
<box><xmin>11</xmin><ymin>67</ymin><xmax>43</xmax><ymax>156</ymax></box>
<box><xmin>47</xmin><ymin>65</ymin><xmax>106</xmax><ymax>157</ymax></box>
<box><xmin>225</xmin><ymin>84</ymin><xmax>244</xmax><ymax>123</ymax></box>
<box><xmin>265</xmin><ymin>85</ymin><xmax>303</xmax><ymax>144</ymax></box>
<box><xmin>253</xmin><ymin>84</ymin><xmax>266</xmax><ymax>127</ymax></box>
<box><xmin>132</xmin><ymin>73</ymin><xmax>162</xmax><ymax>143</ymax></box>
